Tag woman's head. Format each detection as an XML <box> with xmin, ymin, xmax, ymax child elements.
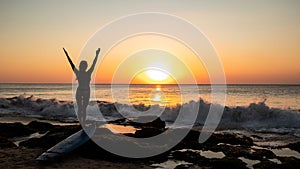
<box><xmin>79</xmin><ymin>61</ymin><xmax>88</xmax><ymax>71</ymax></box>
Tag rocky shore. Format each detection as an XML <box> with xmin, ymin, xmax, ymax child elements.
<box><xmin>0</xmin><ymin>119</ymin><xmax>300</xmax><ymax>169</ymax></box>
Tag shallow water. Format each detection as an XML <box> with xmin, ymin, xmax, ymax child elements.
<box><xmin>177</xmin><ymin>149</ymin><xmax>225</xmax><ymax>159</ymax></box>
<box><xmin>271</xmin><ymin>148</ymin><xmax>300</xmax><ymax>159</ymax></box>
<box><xmin>251</xmin><ymin>146</ymin><xmax>300</xmax><ymax>159</ymax></box>
<box><xmin>238</xmin><ymin>157</ymin><xmax>260</xmax><ymax>169</ymax></box>
<box><xmin>199</xmin><ymin>150</ymin><xmax>225</xmax><ymax>159</ymax></box>
<box><xmin>216</xmin><ymin>130</ymin><xmax>300</xmax><ymax>147</ymax></box>
<box><xmin>12</xmin><ymin>132</ymin><xmax>48</xmax><ymax>147</ymax></box>
<box><xmin>103</xmin><ymin>124</ymin><xmax>138</xmax><ymax>134</ymax></box>
<box><xmin>151</xmin><ymin>160</ymin><xmax>192</xmax><ymax>169</ymax></box>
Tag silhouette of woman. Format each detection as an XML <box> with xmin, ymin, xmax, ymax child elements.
<box><xmin>63</xmin><ymin>48</ymin><xmax>100</xmax><ymax>125</ymax></box>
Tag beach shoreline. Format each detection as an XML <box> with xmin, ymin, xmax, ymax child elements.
<box><xmin>0</xmin><ymin>147</ymin><xmax>155</xmax><ymax>169</ymax></box>
<box><xmin>0</xmin><ymin>116</ymin><xmax>300</xmax><ymax>168</ymax></box>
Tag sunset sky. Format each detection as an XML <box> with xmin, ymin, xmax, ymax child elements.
<box><xmin>0</xmin><ymin>0</ymin><xmax>299</xmax><ymax>84</ymax></box>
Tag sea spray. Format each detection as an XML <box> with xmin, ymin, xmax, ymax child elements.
<box><xmin>1</xmin><ymin>95</ymin><xmax>300</xmax><ymax>130</ymax></box>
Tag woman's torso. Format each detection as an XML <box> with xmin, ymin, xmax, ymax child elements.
<box><xmin>76</xmin><ymin>71</ymin><xmax>91</xmax><ymax>90</ymax></box>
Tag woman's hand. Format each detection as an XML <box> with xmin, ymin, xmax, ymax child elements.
<box><xmin>88</xmin><ymin>48</ymin><xmax>100</xmax><ymax>73</ymax></box>
<box><xmin>96</xmin><ymin>48</ymin><xmax>100</xmax><ymax>56</ymax></box>
<box><xmin>63</xmin><ymin>48</ymin><xmax>69</xmax><ymax>56</ymax></box>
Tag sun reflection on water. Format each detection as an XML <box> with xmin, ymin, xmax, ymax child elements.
<box><xmin>129</xmin><ymin>84</ymin><xmax>182</xmax><ymax>107</ymax></box>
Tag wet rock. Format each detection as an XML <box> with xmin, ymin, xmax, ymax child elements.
<box><xmin>253</xmin><ymin>160</ymin><xmax>278</xmax><ymax>169</ymax></box>
<box><xmin>109</xmin><ymin>116</ymin><xmax>166</xmax><ymax>138</ymax></box>
<box><xmin>0</xmin><ymin>136</ymin><xmax>16</xmax><ymax>148</ymax></box>
<box><xmin>75</xmin><ymin>139</ymin><xmax>115</xmax><ymax>160</ymax></box>
<box><xmin>210</xmin><ymin>157</ymin><xmax>247</xmax><ymax>169</ymax></box>
<box><xmin>249</xmin><ymin>149</ymin><xmax>276</xmax><ymax>160</ymax></box>
<box><xmin>127</xmin><ymin>116</ymin><xmax>166</xmax><ymax>129</ymax></box>
<box><xmin>278</xmin><ymin>157</ymin><xmax>300</xmax><ymax>169</ymax></box>
<box><xmin>133</xmin><ymin>128</ymin><xmax>166</xmax><ymax>138</ymax></box>
<box><xmin>108</xmin><ymin>118</ymin><xmax>127</xmax><ymax>124</ymax></box>
<box><xmin>205</xmin><ymin>133</ymin><xmax>253</xmax><ymax>147</ymax></box>
<box><xmin>174</xmin><ymin>164</ymin><xmax>194</xmax><ymax>169</ymax></box>
<box><xmin>75</xmin><ymin>128</ymin><xmax>169</xmax><ymax>164</ymax></box>
<box><xmin>172</xmin><ymin>150</ymin><xmax>247</xmax><ymax>169</ymax></box>
<box><xmin>19</xmin><ymin>125</ymin><xmax>81</xmax><ymax>149</ymax></box>
<box><xmin>27</xmin><ymin>121</ymin><xmax>53</xmax><ymax>133</ymax></box>
<box><xmin>210</xmin><ymin>145</ymin><xmax>275</xmax><ymax>161</ymax></box>
<box><xmin>0</xmin><ymin>122</ymin><xmax>34</xmax><ymax>138</ymax></box>
<box><xmin>172</xmin><ymin>149</ymin><xmax>206</xmax><ymax>164</ymax></box>
<box><xmin>251</xmin><ymin>135</ymin><xmax>263</xmax><ymax>139</ymax></box>
<box><xmin>216</xmin><ymin>145</ymin><xmax>251</xmax><ymax>158</ymax></box>
<box><xmin>109</xmin><ymin>116</ymin><xmax>166</xmax><ymax>129</ymax></box>
<box><xmin>173</xmin><ymin>129</ymin><xmax>202</xmax><ymax>150</ymax></box>
<box><xmin>164</xmin><ymin>130</ymin><xmax>254</xmax><ymax>153</ymax></box>
<box><xmin>285</xmin><ymin>142</ymin><xmax>300</xmax><ymax>153</ymax></box>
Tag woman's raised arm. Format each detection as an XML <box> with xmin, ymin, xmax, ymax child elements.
<box><xmin>88</xmin><ymin>48</ymin><xmax>100</xmax><ymax>73</ymax></box>
<box><xmin>63</xmin><ymin>48</ymin><xmax>77</xmax><ymax>72</ymax></box>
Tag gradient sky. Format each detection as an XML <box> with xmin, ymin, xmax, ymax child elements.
<box><xmin>0</xmin><ymin>0</ymin><xmax>299</xmax><ymax>84</ymax></box>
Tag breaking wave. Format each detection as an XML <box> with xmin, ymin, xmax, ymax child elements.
<box><xmin>1</xmin><ymin>95</ymin><xmax>300</xmax><ymax>130</ymax></box>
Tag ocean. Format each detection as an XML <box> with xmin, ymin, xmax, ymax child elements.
<box><xmin>1</xmin><ymin>83</ymin><xmax>300</xmax><ymax>131</ymax></box>
<box><xmin>0</xmin><ymin>83</ymin><xmax>299</xmax><ymax>110</ymax></box>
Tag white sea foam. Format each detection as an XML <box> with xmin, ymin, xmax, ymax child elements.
<box><xmin>0</xmin><ymin>95</ymin><xmax>76</xmax><ymax>120</ymax></box>
<box><xmin>1</xmin><ymin>95</ymin><xmax>300</xmax><ymax>132</ymax></box>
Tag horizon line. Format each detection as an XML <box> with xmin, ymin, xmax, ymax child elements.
<box><xmin>0</xmin><ymin>82</ymin><xmax>300</xmax><ymax>85</ymax></box>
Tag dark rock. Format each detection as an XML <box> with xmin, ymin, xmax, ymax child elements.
<box><xmin>108</xmin><ymin>116</ymin><xmax>166</xmax><ymax>129</ymax></box>
<box><xmin>253</xmin><ymin>160</ymin><xmax>278</xmax><ymax>169</ymax></box>
<box><xmin>209</xmin><ymin>145</ymin><xmax>275</xmax><ymax>161</ymax></box>
<box><xmin>278</xmin><ymin>157</ymin><xmax>300</xmax><ymax>169</ymax></box>
<box><xmin>250</xmin><ymin>149</ymin><xmax>276</xmax><ymax>160</ymax></box>
<box><xmin>205</xmin><ymin>133</ymin><xmax>253</xmax><ymax>147</ymax></box>
<box><xmin>132</xmin><ymin>128</ymin><xmax>165</xmax><ymax>138</ymax></box>
<box><xmin>108</xmin><ymin>118</ymin><xmax>127</xmax><ymax>124</ymax></box>
<box><xmin>173</xmin><ymin>129</ymin><xmax>202</xmax><ymax>150</ymax></box>
<box><xmin>216</xmin><ymin>145</ymin><xmax>250</xmax><ymax>158</ymax></box>
<box><xmin>27</xmin><ymin>121</ymin><xmax>53</xmax><ymax>133</ymax></box>
<box><xmin>0</xmin><ymin>122</ymin><xmax>34</xmax><ymax>138</ymax></box>
<box><xmin>127</xmin><ymin>116</ymin><xmax>166</xmax><ymax>129</ymax></box>
<box><xmin>19</xmin><ymin>125</ymin><xmax>81</xmax><ymax>149</ymax></box>
<box><xmin>0</xmin><ymin>136</ymin><xmax>16</xmax><ymax>148</ymax></box>
<box><xmin>284</xmin><ymin>142</ymin><xmax>300</xmax><ymax>153</ymax></box>
<box><xmin>172</xmin><ymin>150</ymin><xmax>247</xmax><ymax>169</ymax></box>
<box><xmin>172</xmin><ymin>149</ymin><xmax>206</xmax><ymax>164</ymax></box>
<box><xmin>174</xmin><ymin>164</ymin><xmax>193</xmax><ymax>169</ymax></box>
<box><xmin>210</xmin><ymin>157</ymin><xmax>247</xmax><ymax>169</ymax></box>
<box><xmin>108</xmin><ymin>116</ymin><xmax>166</xmax><ymax>138</ymax></box>
<box><xmin>251</xmin><ymin>135</ymin><xmax>263</xmax><ymax>139</ymax></box>
<box><xmin>74</xmin><ymin>139</ymin><xmax>113</xmax><ymax>160</ymax></box>
<box><xmin>76</xmin><ymin>127</ymin><xmax>171</xmax><ymax>163</ymax></box>
<box><xmin>19</xmin><ymin>137</ymin><xmax>45</xmax><ymax>148</ymax></box>
<box><xmin>76</xmin><ymin>137</ymin><xmax>169</xmax><ymax>164</ymax></box>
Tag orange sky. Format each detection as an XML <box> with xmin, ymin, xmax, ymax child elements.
<box><xmin>0</xmin><ymin>0</ymin><xmax>299</xmax><ymax>84</ymax></box>
<box><xmin>95</xmin><ymin>34</ymin><xmax>209</xmax><ymax>84</ymax></box>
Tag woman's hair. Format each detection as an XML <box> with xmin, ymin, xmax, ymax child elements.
<box><xmin>79</xmin><ymin>61</ymin><xmax>88</xmax><ymax>71</ymax></box>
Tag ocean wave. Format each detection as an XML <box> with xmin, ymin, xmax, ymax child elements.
<box><xmin>220</xmin><ymin>102</ymin><xmax>300</xmax><ymax>129</ymax></box>
<box><xmin>0</xmin><ymin>95</ymin><xmax>300</xmax><ymax>130</ymax></box>
<box><xmin>0</xmin><ymin>95</ymin><xmax>76</xmax><ymax>119</ymax></box>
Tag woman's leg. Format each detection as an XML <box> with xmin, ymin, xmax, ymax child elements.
<box><xmin>76</xmin><ymin>90</ymin><xmax>84</xmax><ymax>123</ymax></box>
<box><xmin>82</xmin><ymin>90</ymin><xmax>90</xmax><ymax>123</ymax></box>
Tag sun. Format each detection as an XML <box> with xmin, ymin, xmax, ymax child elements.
<box><xmin>130</xmin><ymin>67</ymin><xmax>174</xmax><ymax>84</ymax></box>
<box><xmin>146</xmin><ymin>68</ymin><xmax>169</xmax><ymax>81</ymax></box>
